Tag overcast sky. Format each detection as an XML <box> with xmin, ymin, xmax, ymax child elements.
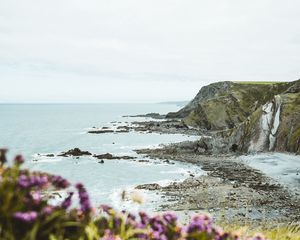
<box><xmin>0</xmin><ymin>0</ymin><xmax>299</xmax><ymax>103</ymax></box>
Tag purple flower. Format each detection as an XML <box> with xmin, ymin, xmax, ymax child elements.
<box><xmin>186</xmin><ymin>215</ymin><xmax>213</xmax><ymax>234</ymax></box>
<box><xmin>18</xmin><ymin>174</ymin><xmax>31</xmax><ymax>188</ymax></box>
<box><xmin>51</xmin><ymin>175</ymin><xmax>70</xmax><ymax>189</ymax></box>
<box><xmin>13</xmin><ymin>211</ymin><xmax>38</xmax><ymax>222</ymax></box>
<box><xmin>18</xmin><ymin>174</ymin><xmax>49</xmax><ymax>189</ymax></box>
<box><xmin>31</xmin><ymin>191</ymin><xmax>42</xmax><ymax>204</ymax></box>
<box><xmin>139</xmin><ymin>211</ymin><xmax>150</xmax><ymax>225</ymax></box>
<box><xmin>163</xmin><ymin>212</ymin><xmax>177</xmax><ymax>224</ymax></box>
<box><xmin>151</xmin><ymin>231</ymin><xmax>167</xmax><ymax>240</ymax></box>
<box><xmin>149</xmin><ymin>215</ymin><xmax>167</xmax><ymax>240</ymax></box>
<box><xmin>251</xmin><ymin>234</ymin><xmax>266</xmax><ymax>240</ymax></box>
<box><xmin>76</xmin><ymin>182</ymin><xmax>91</xmax><ymax>213</ymax></box>
<box><xmin>42</xmin><ymin>206</ymin><xmax>54</xmax><ymax>216</ymax></box>
<box><xmin>100</xmin><ymin>204</ymin><xmax>112</xmax><ymax>214</ymax></box>
<box><xmin>61</xmin><ymin>192</ymin><xmax>74</xmax><ymax>209</ymax></box>
<box><xmin>14</xmin><ymin>155</ymin><xmax>24</xmax><ymax>165</ymax></box>
<box><xmin>134</xmin><ymin>233</ymin><xmax>149</xmax><ymax>239</ymax></box>
<box><xmin>75</xmin><ymin>182</ymin><xmax>84</xmax><ymax>189</ymax></box>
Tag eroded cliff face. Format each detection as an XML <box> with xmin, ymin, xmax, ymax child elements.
<box><xmin>168</xmin><ymin>80</ymin><xmax>300</xmax><ymax>154</ymax></box>
<box><xmin>167</xmin><ymin>81</ymin><xmax>292</xmax><ymax>131</ymax></box>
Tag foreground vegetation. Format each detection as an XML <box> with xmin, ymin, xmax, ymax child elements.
<box><xmin>0</xmin><ymin>150</ymin><xmax>298</xmax><ymax>239</ymax></box>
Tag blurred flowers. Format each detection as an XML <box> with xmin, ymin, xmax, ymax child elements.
<box><xmin>0</xmin><ymin>152</ymin><xmax>268</xmax><ymax>240</ymax></box>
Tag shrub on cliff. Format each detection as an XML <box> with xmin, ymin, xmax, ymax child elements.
<box><xmin>0</xmin><ymin>151</ymin><xmax>266</xmax><ymax>240</ymax></box>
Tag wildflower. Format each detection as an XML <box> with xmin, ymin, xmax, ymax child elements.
<box><xmin>61</xmin><ymin>192</ymin><xmax>74</xmax><ymax>209</ymax></box>
<box><xmin>100</xmin><ymin>204</ymin><xmax>113</xmax><ymax>214</ymax></box>
<box><xmin>251</xmin><ymin>234</ymin><xmax>266</xmax><ymax>240</ymax></box>
<box><xmin>13</xmin><ymin>211</ymin><xmax>38</xmax><ymax>222</ymax></box>
<box><xmin>163</xmin><ymin>212</ymin><xmax>177</xmax><ymax>225</ymax></box>
<box><xmin>139</xmin><ymin>211</ymin><xmax>150</xmax><ymax>225</ymax></box>
<box><xmin>151</xmin><ymin>231</ymin><xmax>167</xmax><ymax>240</ymax></box>
<box><xmin>186</xmin><ymin>215</ymin><xmax>213</xmax><ymax>234</ymax></box>
<box><xmin>30</xmin><ymin>191</ymin><xmax>42</xmax><ymax>204</ymax></box>
<box><xmin>76</xmin><ymin>182</ymin><xmax>92</xmax><ymax>213</ymax></box>
<box><xmin>14</xmin><ymin>155</ymin><xmax>24</xmax><ymax>165</ymax></box>
<box><xmin>18</xmin><ymin>174</ymin><xmax>30</xmax><ymax>188</ymax></box>
<box><xmin>150</xmin><ymin>215</ymin><xmax>166</xmax><ymax>238</ymax></box>
<box><xmin>18</xmin><ymin>174</ymin><xmax>49</xmax><ymax>189</ymax></box>
<box><xmin>42</xmin><ymin>206</ymin><xmax>54</xmax><ymax>216</ymax></box>
<box><xmin>51</xmin><ymin>175</ymin><xmax>70</xmax><ymax>189</ymax></box>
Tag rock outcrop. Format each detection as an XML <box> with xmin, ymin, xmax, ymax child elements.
<box><xmin>93</xmin><ymin>153</ymin><xmax>136</xmax><ymax>160</ymax></box>
<box><xmin>167</xmin><ymin>80</ymin><xmax>300</xmax><ymax>154</ymax></box>
<box><xmin>58</xmin><ymin>148</ymin><xmax>92</xmax><ymax>157</ymax></box>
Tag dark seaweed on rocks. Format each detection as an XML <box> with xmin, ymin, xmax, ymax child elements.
<box><xmin>93</xmin><ymin>153</ymin><xmax>136</xmax><ymax>160</ymax></box>
<box><xmin>58</xmin><ymin>148</ymin><xmax>92</xmax><ymax>157</ymax></box>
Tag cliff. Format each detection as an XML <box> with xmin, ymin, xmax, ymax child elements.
<box><xmin>167</xmin><ymin>80</ymin><xmax>300</xmax><ymax>154</ymax></box>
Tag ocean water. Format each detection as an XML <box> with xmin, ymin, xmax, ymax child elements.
<box><xmin>0</xmin><ymin>103</ymin><xmax>202</xmax><ymax>211</ymax></box>
<box><xmin>240</xmin><ymin>153</ymin><xmax>300</xmax><ymax>193</ymax></box>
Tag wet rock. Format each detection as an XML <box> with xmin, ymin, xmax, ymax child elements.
<box><xmin>124</xmin><ymin>113</ymin><xmax>166</xmax><ymax>119</ymax></box>
<box><xmin>116</xmin><ymin>129</ymin><xmax>130</xmax><ymax>133</ymax></box>
<box><xmin>93</xmin><ymin>153</ymin><xmax>136</xmax><ymax>160</ymax></box>
<box><xmin>138</xmin><ymin>160</ymin><xmax>150</xmax><ymax>163</ymax></box>
<box><xmin>88</xmin><ymin>129</ymin><xmax>114</xmax><ymax>134</ymax></box>
<box><xmin>135</xmin><ymin>183</ymin><xmax>161</xmax><ymax>190</ymax></box>
<box><xmin>58</xmin><ymin>148</ymin><xmax>92</xmax><ymax>157</ymax></box>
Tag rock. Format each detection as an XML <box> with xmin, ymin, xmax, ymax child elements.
<box><xmin>124</xmin><ymin>113</ymin><xmax>166</xmax><ymax>119</ymax></box>
<box><xmin>197</xmin><ymin>147</ymin><xmax>206</xmax><ymax>153</ymax></box>
<box><xmin>93</xmin><ymin>153</ymin><xmax>136</xmax><ymax>160</ymax></box>
<box><xmin>98</xmin><ymin>160</ymin><xmax>104</xmax><ymax>164</ymax></box>
<box><xmin>116</xmin><ymin>129</ymin><xmax>129</xmax><ymax>133</ymax></box>
<box><xmin>138</xmin><ymin>160</ymin><xmax>150</xmax><ymax>163</ymax></box>
<box><xmin>117</xmin><ymin>126</ymin><xmax>130</xmax><ymax>130</ymax></box>
<box><xmin>88</xmin><ymin>129</ymin><xmax>114</xmax><ymax>134</ymax></box>
<box><xmin>45</xmin><ymin>154</ymin><xmax>55</xmax><ymax>157</ymax></box>
<box><xmin>58</xmin><ymin>148</ymin><xmax>92</xmax><ymax>157</ymax></box>
<box><xmin>94</xmin><ymin>153</ymin><xmax>114</xmax><ymax>159</ymax></box>
<box><xmin>166</xmin><ymin>79</ymin><xmax>300</xmax><ymax>154</ymax></box>
<box><xmin>135</xmin><ymin>183</ymin><xmax>161</xmax><ymax>190</ymax></box>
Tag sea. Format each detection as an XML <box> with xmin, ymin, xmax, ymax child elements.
<box><xmin>0</xmin><ymin>103</ymin><xmax>203</xmax><ymax>211</ymax></box>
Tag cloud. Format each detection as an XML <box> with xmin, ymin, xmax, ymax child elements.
<box><xmin>0</xmin><ymin>0</ymin><xmax>300</xmax><ymax>102</ymax></box>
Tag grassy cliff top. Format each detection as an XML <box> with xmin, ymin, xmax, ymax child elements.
<box><xmin>233</xmin><ymin>81</ymin><xmax>285</xmax><ymax>85</ymax></box>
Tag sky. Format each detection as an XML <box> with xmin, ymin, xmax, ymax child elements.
<box><xmin>0</xmin><ymin>0</ymin><xmax>300</xmax><ymax>103</ymax></box>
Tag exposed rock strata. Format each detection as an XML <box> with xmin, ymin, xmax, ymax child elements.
<box><xmin>166</xmin><ymin>80</ymin><xmax>300</xmax><ymax>153</ymax></box>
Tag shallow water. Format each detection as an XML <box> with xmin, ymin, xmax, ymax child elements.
<box><xmin>0</xmin><ymin>103</ymin><xmax>202</xmax><ymax>210</ymax></box>
<box><xmin>240</xmin><ymin>153</ymin><xmax>300</xmax><ymax>192</ymax></box>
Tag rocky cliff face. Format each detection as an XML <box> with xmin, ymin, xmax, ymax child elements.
<box><xmin>167</xmin><ymin>80</ymin><xmax>300</xmax><ymax>154</ymax></box>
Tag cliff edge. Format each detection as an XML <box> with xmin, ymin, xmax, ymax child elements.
<box><xmin>167</xmin><ymin>80</ymin><xmax>300</xmax><ymax>154</ymax></box>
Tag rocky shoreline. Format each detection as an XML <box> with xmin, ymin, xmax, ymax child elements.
<box><xmin>134</xmin><ymin>144</ymin><xmax>300</xmax><ymax>224</ymax></box>
<box><xmin>88</xmin><ymin>119</ymin><xmax>200</xmax><ymax>135</ymax></box>
<box><xmin>83</xmin><ymin>99</ymin><xmax>300</xmax><ymax>225</ymax></box>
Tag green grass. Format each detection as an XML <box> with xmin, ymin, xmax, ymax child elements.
<box><xmin>233</xmin><ymin>81</ymin><xmax>284</xmax><ymax>85</ymax></box>
<box><xmin>220</xmin><ymin>223</ymin><xmax>300</xmax><ymax>240</ymax></box>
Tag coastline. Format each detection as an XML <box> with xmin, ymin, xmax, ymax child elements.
<box><xmin>134</xmin><ymin>144</ymin><xmax>300</xmax><ymax>224</ymax></box>
<box><xmin>86</xmin><ymin>115</ymin><xmax>300</xmax><ymax>225</ymax></box>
